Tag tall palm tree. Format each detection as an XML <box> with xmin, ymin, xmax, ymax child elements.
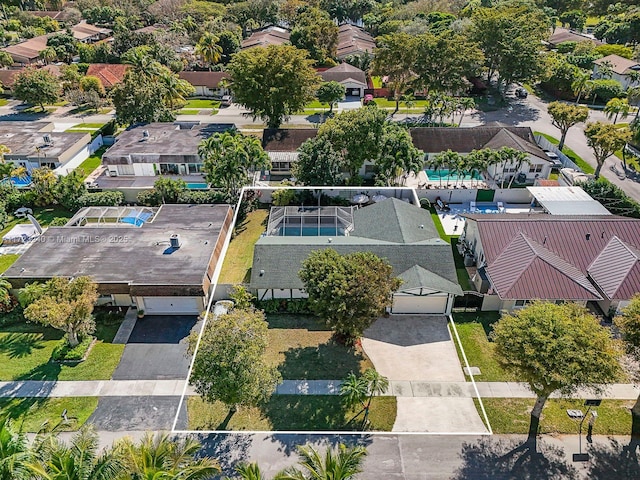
<box><xmin>159</xmin><ymin>70</ymin><xmax>194</xmax><ymax>110</ymax></box>
<box><xmin>604</xmin><ymin>98</ymin><xmax>631</xmax><ymax>124</ymax></box>
<box><xmin>275</xmin><ymin>444</ymin><xmax>367</xmax><ymax>480</ymax></box>
<box><xmin>120</xmin><ymin>432</ymin><xmax>220</xmax><ymax>479</ymax></box>
<box><xmin>122</xmin><ymin>48</ymin><xmax>163</xmax><ymax>78</ymax></box>
<box><xmin>456</xmin><ymin>97</ymin><xmax>476</xmax><ymax>126</ymax></box>
<box><xmin>0</xmin><ymin>417</ymin><xmax>30</xmax><ymax>480</ymax></box>
<box><xmin>571</xmin><ymin>70</ymin><xmax>591</xmax><ymax>105</ymax></box>
<box><xmin>497</xmin><ymin>147</ymin><xmax>529</xmax><ymax>189</ymax></box>
<box><xmin>232</xmin><ymin>462</ymin><xmax>267</xmax><ymax>480</ymax></box>
<box><xmin>628</xmin><ymin>86</ymin><xmax>640</xmax><ymax>120</ymax></box>
<box><xmin>195</xmin><ymin>32</ymin><xmax>223</xmax><ymax>70</ymax></box>
<box><xmin>39</xmin><ymin>47</ymin><xmax>57</xmax><ymax>65</ymax></box>
<box><xmin>27</xmin><ymin>425</ymin><xmax>125</xmax><ymax>480</ymax></box>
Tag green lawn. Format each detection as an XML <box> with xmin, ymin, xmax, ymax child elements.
<box><xmin>76</xmin><ymin>146</ymin><xmax>106</xmax><ymax>179</ymax></box>
<box><xmin>535</xmin><ymin>132</ymin><xmax>595</xmax><ymax>174</ymax></box>
<box><xmin>0</xmin><ymin>206</ymin><xmax>74</xmax><ymax>239</ymax></box>
<box><xmin>218</xmin><ymin>209</ymin><xmax>269</xmax><ymax>284</ymax></box>
<box><xmin>480</xmin><ymin>398</ymin><xmax>634</xmax><ymax>435</ymax></box>
<box><xmin>451</xmin><ymin>312</ymin><xmax>517</xmax><ymax>382</ymax></box>
<box><xmin>0</xmin><ymin>99</ymin><xmax>8</xmax><ymax>106</ymax></box>
<box><xmin>429</xmin><ymin>210</ymin><xmax>472</xmax><ymax>290</ymax></box>
<box><xmin>0</xmin><ymin>397</ymin><xmax>98</xmax><ymax>432</ymax></box>
<box><xmin>184</xmin><ymin>99</ymin><xmax>221</xmax><ymax>109</ymax></box>
<box><xmin>187</xmin><ymin>395</ymin><xmax>396</xmax><ymax>431</ymax></box>
<box><xmin>0</xmin><ymin>254</ymin><xmax>19</xmax><ymax>274</ymax></box>
<box><xmin>266</xmin><ymin>314</ymin><xmax>373</xmax><ymax>380</ymax></box>
<box><xmin>0</xmin><ymin>314</ymin><xmax>124</xmax><ymax>381</ymax></box>
<box><xmin>21</xmin><ymin>106</ymin><xmax>56</xmax><ymax>114</ymax></box>
<box><xmin>65</xmin><ymin>122</ymin><xmax>107</xmax><ymax>133</ymax></box>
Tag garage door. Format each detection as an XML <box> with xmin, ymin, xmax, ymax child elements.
<box><xmin>142</xmin><ymin>296</ymin><xmax>202</xmax><ymax>315</ymax></box>
<box><xmin>392</xmin><ymin>294</ymin><xmax>448</xmax><ymax>314</ymax></box>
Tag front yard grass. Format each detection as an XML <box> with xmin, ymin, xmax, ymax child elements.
<box><xmin>479</xmin><ymin>398</ymin><xmax>634</xmax><ymax>435</ymax></box>
<box><xmin>0</xmin><ymin>314</ymin><xmax>124</xmax><ymax>381</ymax></box>
<box><xmin>187</xmin><ymin>395</ymin><xmax>396</xmax><ymax>431</ymax></box>
<box><xmin>535</xmin><ymin>132</ymin><xmax>595</xmax><ymax>174</ymax></box>
<box><xmin>266</xmin><ymin>314</ymin><xmax>373</xmax><ymax>380</ymax></box>
<box><xmin>452</xmin><ymin>312</ymin><xmax>517</xmax><ymax>382</ymax></box>
<box><xmin>184</xmin><ymin>99</ymin><xmax>221</xmax><ymax>109</ymax></box>
<box><xmin>0</xmin><ymin>254</ymin><xmax>19</xmax><ymax>274</ymax></box>
<box><xmin>76</xmin><ymin>146</ymin><xmax>106</xmax><ymax>179</ymax></box>
<box><xmin>0</xmin><ymin>206</ymin><xmax>74</xmax><ymax>238</ymax></box>
<box><xmin>218</xmin><ymin>209</ymin><xmax>269</xmax><ymax>284</ymax></box>
<box><xmin>0</xmin><ymin>397</ymin><xmax>97</xmax><ymax>432</ymax></box>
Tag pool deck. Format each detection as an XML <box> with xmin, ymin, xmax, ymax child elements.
<box><xmin>436</xmin><ymin>203</ymin><xmax>543</xmax><ymax>236</ymax></box>
<box><xmin>91</xmin><ymin>172</ymin><xmax>207</xmax><ymax>189</ymax></box>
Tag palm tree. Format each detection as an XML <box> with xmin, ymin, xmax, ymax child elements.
<box><xmin>232</xmin><ymin>462</ymin><xmax>267</xmax><ymax>480</ymax></box>
<box><xmin>340</xmin><ymin>369</ymin><xmax>389</xmax><ymax>430</ymax></box>
<box><xmin>196</xmin><ymin>32</ymin><xmax>223</xmax><ymax>70</ymax></box>
<box><xmin>122</xmin><ymin>48</ymin><xmax>163</xmax><ymax>78</ymax></box>
<box><xmin>456</xmin><ymin>97</ymin><xmax>476</xmax><ymax>126</ymax></box>
<box><xmin>121</xmin><ymin>431</ymin><xmax>220</xmax><ymax>479</ymax></box>
<box><xmin>597</xmin><ymin>60</ymin><xmax>614</xmax><ymax>80</ymax></box>
<box><xmin>571</xmin><ymin>70</ymin><xmax>591</xmax><ymax>105</ymax></box>
<box><xmin>0</xmin><ymin>417</ymin><xmax>30</xmax><ymax>480</ymax></box>
<box><xmin>604</xmin><ymin>98</ymin><xmax>631</xmax><ymax>124</ymax></box>
<box><xmin>275</xmin><ymin>444</ymin><xmax>367</xmax><ymax>480</ymax></box>
<box><xmin>159</xmin><ymin>70</ymin><xmax>194</xmax><ymax>110</ymax></box>
<box><xmin>628</xmin><ymin>86</ymin><xmax>640</xmax><ymax>120</ymax></box>
<box><xmin>401</xmin><ymin>93</ymin><xmax>415</xmax><ymax>115</ymax></box>
<box><xmin>38</xmin><ymin>47</ymin><xmax>57</xmax><ymax>65</ymax></box>
<box><xmin>27</xmin><ymin>425</ymin><xmax>125</xmax><ymax>480</ymax></box>
<box><xmin>499</xmin><ymin>148</ymin><xmax>529</xmax><ymax>188</ymax></box>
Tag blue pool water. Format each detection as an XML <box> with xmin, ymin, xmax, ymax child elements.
<box><xmin>425</xmin><ymin>169</ymin><xmax>481</xmax><ymax>181</ymax></box>
<box><xmin>279</xmin><ymin>226</ymin><xmax>344</xmax><ymax>236</ymax></box>
<box><xmin>186</xmin><ymin>182</ymin><xmax>208</xmax><ymax>189</ymax></box>
<box><xmin>473</xmin><ymin>204</ymin><xmax>500</xmax><ymax>214</ymax></box>
<box><xmin>120</xmin><ymin>211</ymin><xmax>153</xmax><ymax>227</ymax></box>
<box><xmin>2</xmin><ymin>176</ymin><xmax>32</xmax><ymax>187</ymax></box>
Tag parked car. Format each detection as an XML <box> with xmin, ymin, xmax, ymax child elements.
<box><xmin>14</xmin><ymin>207</ymin><xmax>33</xmax><ymax>218</ymax></box>
<box><xmin>220</xmin><ymin>95</ymin><xmax>233</xmax><ymax>106</ymax></box>
<box><xmin>543</xmin><ymin>150</ymin><xmax>563</xmax><ymax>169</ymax></box>
<box><xmin>515</xmin><ymin>87</ymin><xmax>528</xmax><ymax>99</ymax></box>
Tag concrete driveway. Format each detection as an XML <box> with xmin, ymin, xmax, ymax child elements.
<box><xmin>87</xmin><ymin>396</ymin><xmax>184</xmax><ymax>431</ymax></box>
<box><xmin>362</xmin><ymin>315</ymin><xmax>487</xmax><ymax>434</ymax></box>
<box><xmin>111</xmin><ymin>315</ymin><xmax>199</xmax><ymax>381</ymax></box>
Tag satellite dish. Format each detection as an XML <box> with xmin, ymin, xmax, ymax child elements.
<box><xmin>27</xmin><ymin>214</ymin><xmax>43</xmax><ymax>234</ymax></box>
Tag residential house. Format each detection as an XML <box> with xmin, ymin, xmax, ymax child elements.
<box><xmin>0</xmin><ymin>122</ymin><xmax>91</xmax><ymax>172</ymax></box>
<box><xmin>85</xmin><ymin>63</ymin><xmax>129</xmax><ymax>89</ymax></box>
<box><xmin>593</xmin><ymin>55</ymin><xmax>640</xmax><ymax>90</ymax></box>
<box><xmin>547</xmin><ymin>27</ymin><xmax>602</xmax><ymax>49</ymax></box>
<box><xmin>337</xmin><ymin>24</ymin><xmax>375</xmax><ymax>59</ymax></box>
<box><xmin>251</xmin><ymin>197</ymin><xmax>462</xmax><ymax>314</ymax></box>
<box><xmin>3</xmin><ymin>204</ymin><xmax>233</xmax><ymax>315</ymax></box>
<box><xmin>241</xmin><ymin>26</ymin><xmax>291</xmax><ymax>49</ymax></box>
<box><xmin>0</xmin><ymin>68</ymin><xmax>24</xmax><ymax>92</ymax></box>
<box><xmin>262</xmin><ymin>128</ymin><xmax>317</xmax><ymax>178</ymax></box>
<box><xmin>319</xmin><ymin>63</ymin><xmax>367</xmax><ymax>97</ymax></box>
<box><xmin>460</xmin><ymin>214</ymin><xmax>640</xmax><ymax>314</ymax></box>
<box><xmin>70</xmin><ymin>21</ymin><xmax>112</xmax><ymax>43</ymax></box>
<box><xmin>410</xmin><ymin>126</ymin><xmax>554</xmax><ymax>186</ymax></box>
<box><xmin>177</xmin><ymin>71</ymin><xmax>230</xmax><ymax>97</ymax></box>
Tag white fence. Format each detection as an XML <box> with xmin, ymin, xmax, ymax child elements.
<box><xmin>54</xmin><ymin>135</ymin><xmax>104</xmax><ymax>176</ymax></box>
<box><xmin>534</xmin><ymin>134</ymin><xmax>582</xmax><ymax>172</ymax></box>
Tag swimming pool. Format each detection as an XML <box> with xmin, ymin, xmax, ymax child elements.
<box><xmin>278</xmin><ymin>226</ymin><xmax>345</xmax><ymax>236</ymax></box>
<box><xmin>425</xmin><ymin>169</ymin><xmax>482</xmax><ymax>181</ymax></box>
<box><xmin>186</xmin><ymin>182</ymin><xmax>208</xmax><ymax>189</ymax></box>
<box><xmin>1</xmin><ymin>176</ymin><xmax>32</xmax><ymax>188</ymax></box>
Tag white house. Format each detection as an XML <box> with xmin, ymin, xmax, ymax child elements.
<box><xmin>177</xmin><ymin>71</ymin><xmax>230</xmax><ymax>98</ymax></box>
<box><xmin>593</xmin><ymin>54</ymin><xmax>640</xmax><ymax>90</ymax></box>
<box><xmin>319</xmin><ymin>63</ymin><xmax>368</xmax><ymax>98</ymax></box>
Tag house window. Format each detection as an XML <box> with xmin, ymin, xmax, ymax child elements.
<box><xmin>188</xmin><ymin>163</ymin><xmax>203</xmax><ymax>174</ymax></box>
<box><xmin>271</xmin><ymin>162</ymin><xmax>291</xmax><ymax>172</ymax></box>
<box><xmin>514</xmin><ymin>300</ymin><xmax>528</xmax><ymax>307</ymax></box>
<box><xmin>529</xmin><ymin>164</ymin><xmax>543</xmax><ymax>173</ymax></box>
<box><xmin>159</xmin><ymin>164</ymin><xmax>180</xmax><ymax>175</ymax></box>
<box><xmin>504</xmin><ymin>165</ymin><xmax>518</xmax><ymax>173</ymax></box>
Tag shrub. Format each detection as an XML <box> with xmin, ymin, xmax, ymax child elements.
<box><xmin>556</xmin><ymin>41</ymin><xmax>577</xmax><ymax>54</ymax></box>
<box><xmin>48</xmin><ymin>217</ymin><xmax>69</xmax><ymax>226</ymax></box>
<box><xmin>51</xmin><ymin>335</ymin><xmax>93</xmax><ymax>361</ymax></box>
<box><xmin>581</xmin><ymin>179</ymin><xmax>640</xmax><ymax>218</ymax></box>
<box><xmin>590</xmin><ymin>79</ymin><xmax>624</xmax><ymax>103</ymax></box>
<box><xmin>272</xmin><ymin>188</ymin><xmax>296</xmax><ymax>206</ymax></box>
<box><xmin>257</xmin><ymin>298</ymin><xmax>311</xmax><ymax>314</ymax></box>
<box><xmin>0</xmin><ymin>202</ymin><xmax>7</xmax><ymax>229</ymax></box>
<box><xmin>0</xmin><ymin>294</ymin><xmax>18</xmax><ymax>314</ymax></box>
<box><xmin>176</xmin><ymin>189</ymin><xmax>226</xmax><ymax>204</ymax></box>
<box><xmin>74</xmin><ymin>191</ymin><xmax>124</xmax><ymax>209</ymax></box>
<box><xmin>595</xmin><ymin>44</ymin><xmax>633</xmax><ymax>59</ymax></box>
<box><xmin>136</xmin><ymin>189</ymin><xmax>161</xmax><ymax>206</ymax></box>
<box><xmin>0</xmin><ymin>305</ymin><xmax>24</xmax><ymax>326</ymax></box>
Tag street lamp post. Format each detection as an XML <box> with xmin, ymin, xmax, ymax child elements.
<box><xmin>567</xmin><ymin>399</ymin><xmax>601</xmax><ymax>462</ymax></box>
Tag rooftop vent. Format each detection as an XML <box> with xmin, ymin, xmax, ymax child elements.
<box><xmin>169</xmin><ymin>234</ymin><xmax>181</xmax><ymax>249</ymax></box>
<box><xmin>586</xmin><ymin>233</ymin><xmax>591</xmax><ymax>240</ymax></box>
<box><xmin>43</xmin><ymin>134</ymin><xmax>52</xmax><ymax>146</ymax></box>
<box><xmin>142</xmin><ymin>130</ymin><xmax>150</xmax><ymax>140</ymax></box>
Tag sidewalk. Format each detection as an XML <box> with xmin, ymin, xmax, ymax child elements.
<box><xmin>1</xmin><ymin>379</ymin><xmax>637</xmax><ymax>399</ymax></box>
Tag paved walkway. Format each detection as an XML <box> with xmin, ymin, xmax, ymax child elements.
<box><xmin>1</xmin><ymin>379</ymin><xmax>637</xmax><ymax>399</ymax></box>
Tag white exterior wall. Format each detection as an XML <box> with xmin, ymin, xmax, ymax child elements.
<box><xmin>486</xmin><ymin>155</ymin><xmax>551</xmax><ymax>186</ymax></box>
<box><xmin>133</xmin><ymin>163</ymin><xmax>156</xmax><ymax>176</ymax></box>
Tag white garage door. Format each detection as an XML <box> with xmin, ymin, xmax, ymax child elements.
<box><xmin>142</xmin><ymin>296</ymin><xmax>202</xmax><ymax>315</ymax></box>
<box><xmin>392</xmin><ymin>294</ymin><xmax>448</xmax><ymax>314</ymax></box>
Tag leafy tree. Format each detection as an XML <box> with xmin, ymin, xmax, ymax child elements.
<box><xmin>375</xmin><ymin>123</ymin><xmax>424</xmax><ymax>186</ymax></box>
<box><xmin>227</xmin><ymin>45</ymin><xmax>320</xmax><ymax>128</ymax></box>
<box><xmin>290</xmin><ymin>7</ymin><xmax>338</xmax><ymax>65</ymax></box>
<box><xmin>584</xmin><ymin>121</ymin><xmax>632</xmax><ymax>178</ymax></box>
<box><xmin>217</xmin><ymin>30</ymin><xmax>241</xmax><ymax>64</ymax></box>
<box><xmin>55</xmin><ymin>170</ymin><xmax>86</xmax><ymax>210</ymax></box>
<box><xmin>79</xmin><ymin>75</ymin><xmax>105</xmax><ymax>97</ymax></box>
<box><xmin>321</xmin><ymin>0</ymin><xmax>375</xmax><ymax>24</ymax></box>
<box><xmin>0</xmin><ymin>417</ymin><xmax>29</xmax><ymax>479</ymax></box>
<box><xmin>195</xmin><ymin>32</ymin><xmax>223</xmax><ymax>69</ymax></box>
<box><xmin>590</xmin><ymin>79</ymin><xmax>624</xmax><ymax>104</ymax></box>
<box><xmin>581</xmin><ymin>178</ymin><xmax>640</xmax><ymax>218</ymax></box>
<box><xmin>38</xmin><ymin>46</ymin><xmax>57</xmax><ymax>64</ymax></box>
<box><xmin>299</xmin><ymin>249</ymin><xmax>401</xmax><ymax>344</ymax></box>
<box><xmin>27</xmin><ymin>425</ymin><xmax>124</xmax><ymax>479</ymax></box>
<box><xmin>20</xmin><ymin>276</ymin><xmax>98</xmax><ymax>347</ymax></box>
<box><xmin>111</xmin><ymin>72</ymin><xmax>174</xmax><ymax>126</ymax></box>
<box><xmin>120</xmin><ymin>432</ymin><xmax>220</xmax><ymax>479</ymax></box>
<box><xmin>547</xmin><ymin>101</ymin><xmax>589</xmax><ymax>150</ymax></box>
<box><xmin>491</xmin><ymin>302</ymin><xmax>622</xmax><ymax>448</ymax></box>
<box><xmin>318</xmin><ymin>106</ymin><xmax>387</xmax><ymax>177</ymax></box>
<box><xmin>229</xmin><ymin>284</ymin><xmax>255</xmax><ymax>311</ymax></box>
<box><xmin>471</xmin><ymin>4</ymin><xmax>548</xmax><ymax>88</ymax></box>
<box><xmin>198</xmin><ymin>131</ymin><xmax>270</xmax><ymax>200</ymax></box>
<box><xmin>30</xmin><ymin>168</ymin><xmax>58</xmax><ymax>207</ymax></box>
<box><xmin>372</xmin><ymin>32</ymin><xmax>417</xmax><ymax>114</ymax></box>
<box><xmin>153</xmin><ymin>177</ymin><xmax>186</xmax><ymax>203</ymax></box>
<box><xmin>0</xmin><ymin>51</ymin><xmax>13</xmax><ymax>68</ymax></box>
<box><xmin>559</xmin><ymin>10</ymin><xmax>586</xmax><ymax>31</ymax></box>
<box><xmin>340</xmin><ymin>368</ymin><xmax>389</xmax><ymax>430</ymax></box>
<box><xmin>276</xmin><ymin>444</ymin><xmax>367</xmax><ymax>480</ymax></box>
<box><xmin>292</xmin><ymin>136</ymin><xmax>344</xmax><ymax>186</ymax></box>
<box><xmin>604</xmin><ymin>98</ymin><xmax>630</xmax><ymax>124</ymax></box>
<box><xmin>316</xmin><ymin>81</ymin><xmax>344</xmax><ymax>114</ymax></box>
<box><xmin>615</xmin><ymin>295</ymin><xmax>640</xmax><ymax>363</ymax></box>
<box><xmin>13</xmin><ymin>68</ymin><xmax>60</xmax><ymax>111</ymax></box>
<box><xmin>46</xmin><ymin>32</ymin><xmax>77</xmax><ymax>63</ymax></box>
<box><xmin>188</xmin><ymin>308</ymin><xmax>281</xmax><ymax>418</ymax></box>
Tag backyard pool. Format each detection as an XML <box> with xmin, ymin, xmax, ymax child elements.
<box><xmin>278</xmin><ymin>226</ymin><xmax>345</xmax><ymax>236</ymax></box>
<box><xmin>1</xmin><ymin>176</ymin><xmax>32</xmax><ymax>188</ymax></box>
<box><xmin>186</xmin><ymin>182</ymin><xmax>208</xmax><ymax>189</ymax></box>
<box><xmin>425</xmin><ymin>169</ymin><xmax>482</xmax><ymax>181</ymax></box>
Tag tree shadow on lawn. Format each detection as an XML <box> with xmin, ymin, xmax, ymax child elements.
<box><xmin>278</xmin><ymin>341</ymin><xmax>365</xmax><ymax>380</ymax></box>
<box><xmin>0</xmin><ymin>332</ymin><xmax>45</xmax><ymax>358</ymax></box>
<box><xmin>452</xmin><ymin>437</ymin><xmax>579</xmax><ymax>480</ymax></box>
<box><xmin>261</xmin><ymin>395</ymin><xmax>349</xmax><ymax>432</ymax></box>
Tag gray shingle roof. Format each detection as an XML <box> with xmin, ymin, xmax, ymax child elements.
<box><xmin>397</xmin><ymin>265</ymin><xmax>463</xmax><ymax>295</ymax></box>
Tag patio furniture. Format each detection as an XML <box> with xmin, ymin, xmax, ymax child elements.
<box><xmin>470</xmin><ymin>201</ymin><xmax>477</xmax><ymax>213</ymax></box>
<box><xmin>497</xmin><ymin>202</ymin><xmax>505</xmax><ymax>213</ymax></box>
